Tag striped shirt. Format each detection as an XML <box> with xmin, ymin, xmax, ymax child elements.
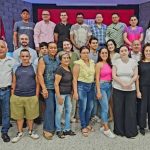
<box><xmin>106</xmin><ymin>22</ymin><xmax>126</xmax><ymax>48</ymax></box>
<box><xmin>91</xmin><ymin>23</ymin><xmax>107</xmax><ymax>45</ymax></box>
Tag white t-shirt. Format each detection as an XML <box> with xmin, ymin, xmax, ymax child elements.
<box><xmin>112</xmin><ymin>58</ymin><xmax>137</xmax><ymax>91</ymax></box>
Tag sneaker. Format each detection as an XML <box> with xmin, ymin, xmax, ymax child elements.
<box><xmin>63</xmin><ymin>130</ymin><xmax>76</xmax><ymax>136</ymax></box>
<box><xmin>140</xmin><ymin>128</ymin><xmax>145</xmax><ymax>135</ymax></box>
<box><xmin>11</xmin><ymin>132</ymin><xmax>24</xmax><ymax>143</ymax></box>
<box><xmin>103</xmin><ymin>129</ymin><xmax>115</xmax><ymax>138</ymax></box>
<box><xmin>71</xmin><ymin>118</ymin><xmax>76</xmax><ymax>123</ymax></box>
<box><xmin>28</xmin><ymin>130</ymin><xmax>39</xmax><ymax>139</ymax></box>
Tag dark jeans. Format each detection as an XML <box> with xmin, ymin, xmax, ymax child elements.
<box><xmin>0</xmin><ymin>88</ymin><xmax>11</xmax><ymax>133</ymax></box>
<box><xmin>113</xmin><ymin>88</ymin><xmax>138</xmax><ymax>138</ymax></box>
<box><xmin>43</xmin><ymin>89</ymin><xmax>55</xmax><ymax>133</ymax></box>
<box><xmin>78</xmin><ymin>81</ymin><xmax>94</xmax><ymax>128</ymax></box>
<box><xmin>139</xmin><ymin>86</ymin><xmax>150</xmax><ymax>129</ymax></box>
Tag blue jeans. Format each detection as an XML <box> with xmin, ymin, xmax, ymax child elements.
<box><xmin>43</xmin><ymin>89</ymin><xmax>55</xmax><ymax>133</ymax></box>
<box><xmin>0</xmin><ymin>88</ymin><xmax>10</xmax><ymax>133</ymax></box>
<box><xmin>55</xmin><ymin>94</ymin><xmax>72</xmax><ymax>131</ymax></box>
<box><xmin>98</xmin><ymin>82</ymin><xmax>112</xmax><ymax>123</ymax></box>
<box><xmin>78</xmin><ymin>81</ymin><xmax>94</xmax><ymax>128</ymax></box>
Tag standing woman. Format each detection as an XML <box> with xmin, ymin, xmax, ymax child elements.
<box><xmin>136</xmin><ymin>43</ymin><xmax>150</xmax><ymax>135</ymax></box>
<box><xmin>145</xmin><ymin>21</ymin><xmax>150</xmax><ymax>44</ymax></box>
<box><xmin>38</xmin><ymin>42</ymin><xmax>59</xmax><ymax>140</ymax></box>
<box><xmin>55</xmin><ymin>52</ymin><xmax>76</xmax><ymax>138</ymax></box>
<box><xmin>112</xmin><ymin>45</ymin><xmax>138</xmax><ymax>138</ymax></box>
<box><xmin>95</xmin><ymin>47</ymin><xmax>115</xmax><ymax>138</ymax></box>
<box><xmin>73</xmin><ymin>46</ymin><xmax>95</xmax><ymax>137</ymax></box>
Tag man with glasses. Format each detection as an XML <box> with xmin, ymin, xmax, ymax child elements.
<box><xmin>34</xmin><ymin>10</ymin><xmax>56</xmax><ymax>53</ymax></box>
<box><xmin>54</xmin><ymin>11</ymin><xmax>72</xmax><ymax>52</ymax></box>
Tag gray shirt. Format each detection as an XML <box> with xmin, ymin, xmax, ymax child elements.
<box><xmin>13</xmin><ymin>46</ymin><xmax>38</xmax><ymax>65</ymax></box>
<box><xmin>14</xmin><ymin>21</ymin><xmax>35</xmax><ymax>48</ymax></box>
<box><xmin>0</xmin><ymin>56</ymin><xmax>15</xmax><ymax>88</ymax></box>
<box><xmin>89</xmin><ymin>51</ymin><xmax>98</xmax><ymax>64</ymax></box>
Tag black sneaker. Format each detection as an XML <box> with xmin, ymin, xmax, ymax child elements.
<box><xmin>140</xmin><ymin>128</ymin><xmax>145</xmax><ymax>135</ymax></box>
<box><xmin>56</xmin><ymin>131</ymin><xmax>65</xmax><ymax>139</ymax></box>
<box><xmin>1</xmin><ymin>133</ymin><xmax>10</xmax><ymax>142</ymax></box>
<box><xmin>63</xmin><ymin>130</ymin><xmax>76</xmax><ymax>136</ymax></box>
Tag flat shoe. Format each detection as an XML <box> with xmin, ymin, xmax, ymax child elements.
<box><xmin>43</xmin><ymin>132</ymin><xmax>53</xmax><ymax>140</ymax></box>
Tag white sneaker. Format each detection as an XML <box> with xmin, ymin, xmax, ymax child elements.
<box><xmin>103</xmin><ymin>129</ymin><xmax>115</xmax><ymax>138</ymax></box>
<box><xmin>11</xmin><ymin>132</ymin><xmax>24</xmax><ymax>143</ymax></box>
<box><xmin>71</xmin><ymin>118</ymin><xmax>76</xmax><ymax>123</ymax></box>
<box><xmin>28</xmin><ymin>131</ymin><xmax>39</xmax><ymax>139</ymax></box>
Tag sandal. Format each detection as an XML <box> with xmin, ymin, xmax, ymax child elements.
<box><xmin>43</xmin><ymin>131</ymin><xmax>53</xmax><ymax>140</ymax></box>
<box><xmin>81</xmin><ymin>128</ymin><xmax>88</xmax><ymax>137</ymax></box>
<box><xmin>87</xmin><ymin>125</ymin><xmax>95</xmax><ymax>132</ymax></box>
<box><xmin>56</xmin><ymin>131</ymin><xmax>65</xmax><ymax>139</ymax></box>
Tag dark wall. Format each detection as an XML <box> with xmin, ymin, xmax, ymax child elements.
<box><xmin>0</xmin><ymin>0</ymin><xmax>33</xmax><ymax>51</ymax></box>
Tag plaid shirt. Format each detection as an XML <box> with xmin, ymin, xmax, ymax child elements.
<box><xmin>91</xmin><ymin>23</ymin><xmax>107</xmax><ymax>45</ymax></box>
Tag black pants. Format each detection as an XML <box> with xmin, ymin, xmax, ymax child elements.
<box><xmin>0</xmin><ymin>106</ymin><xmax>2</xmax><ymax>125</ymax></box>
<box><xmin>139</xmin><ymin>86</ymin><xmax>150</xmax><ymax>129</ymax></box>
<box><xmin>113</xmin><ymin>88</ymin><xmax>138</xmax><ymax>138</ymax></box>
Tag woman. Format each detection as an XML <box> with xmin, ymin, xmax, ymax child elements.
<box><xmin>57</xmin><ymin>39</ymin><xmax>79</xmax><ymax>122</ymax></box>
<box><xmin>38</xmin><ymin>42</ymin><xmax>59</xmax><ymax>140</ymax></box>
<box><xmin>145</xmin><ymin>21</ymin><xmax>150</xmax><ymax>44</ymax></box>
<box><xmin>73</xmin><ymin>46</ymin><xmax>95</xmax><ymax>137</ymax></box>
<box><xmin>54</xmin><ymin>52</ymin><xmax>76</xmax><ymax>138</ymax></box>
<box><xmin>112</xmin><ymin>45</ymin><xmax>138</xmax><ymax>138</ymax></box>
<box><xmin>95</xmin><ymin>47</ymin><xmax>115</xmax><ymax>138</ymax></box>
<box><xmin>136</xmin><ymin>43</ymin><xmax>150</xmax><ymax>135</ymax></box>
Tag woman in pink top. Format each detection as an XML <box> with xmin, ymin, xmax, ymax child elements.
<box><xmin>123</xmin><ymin>16</ymin><xmax>144</xmax><ymax>50</ymax></box>
<box><xmin>95</xmin><ymin>47</ymin><xmax>115</xmax><ymax>138</ymax></box>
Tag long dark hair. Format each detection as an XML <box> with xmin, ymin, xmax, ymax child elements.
<box><xmin>97</xmin><ymin>47</ymin><xmax>112</xmax><ymax>67</ymax></box>
<box><xmin>106</xmin><ymin>39</ymin><xmax>117</xmax><ymax>53</ymax></box>
<box><xmin>141</xmin><ymin>43</ymin><xmax>150</xmax><ymax>61</ymax></box>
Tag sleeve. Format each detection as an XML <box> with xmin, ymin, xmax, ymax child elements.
<box><xmin>70</xmin><ymin>25</ymin><xmax>74</xmax><ymax>35</ymax></box>
<box><xmin>124</xmin><ymin>26</ymin><xmax>128</xmax><ymax>33</ymax></box>
<box><xmin>55</xmin><ymin>66</ymin><xmax>63</xmax><ymax>76</ymax></box>
<box><xmin>34</xmin><ymin>22</ymin><xmax>41</xmax><ymax>48</ymax></box>
<box><xmin>13</xmin><ymin>65</ymin><xmax>19</xmax><ymax>74</ymax></box>
<box><xmin>140</xmin><ymin>27</ymin><xmax>144</xmax><ymax>33</ymax></box>
<box><xmin>13</xmin><ymin>22</ymin><xmax>18</xmax><ymax>32</ymax></box>
<box><xmin>54</xmin><ymin>24</ymin><xmax>59</xmax><ymax>33</ymax></box>
<box><xmin>87</xmin><ymin>25</ymin><xmax>92</xmax><ymax>36</ymax></box>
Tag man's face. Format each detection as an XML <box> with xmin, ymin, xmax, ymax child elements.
<box><xmin>20</xmin><ymin>35</ymin><xmax>29</xmax><ymax>47</ymax></box>
<box><xmin>21</xmin><ymin>11</ymin><xmax>30</xmax><ymax>21</ymax></box>
<box><xmin>0</xmin><ymin>41</ymin><xmax>7</xmax><ymax>58</ymax></box>
<box><xmin>132</xmin><ymin>40</ymin><xmax>141</xmax><ymax>53</ymax></box>
<box><xmin>76</xmin><ymin>14</ymin><xmax>84</xmax><ymax>24</ymax></box>
<box><xmin>40</xmin><ymin>46</ymin><xmax>48</xmax><ymax>56</ymax></box>
<box><xmin>112</xmin><ymin>14</ymin><xmax>119</xmax><ymax>24</ymax></box>
<box><xmin>60</xmin><ymin>12</ymin><xmax>68</xmax><ymax>22</ymax></box>
<box><xmin>89</xmin><ymin>40</ymin><xmax>98</xmax><ymax>51</ymax></box>
<box><xmin>95</xmin><ymin>14</ymin><xmax>103</xmax><ymax>24</ymax></box>
<box><xmin>42</xmin><ymin>11</ymin><xmax>50</xmax><ymax>21</ymax></box>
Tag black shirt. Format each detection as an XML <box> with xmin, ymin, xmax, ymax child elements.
<box><xmin>55</xmin><ymin>66</ymin><xmax>73</xmax><ymax>94</ymax></box>
<box><xmin>138</xmin><ymin>61</ymin><xmax>150</xmax><ymax>87</ymax></box>
<box><xmin>54</xmin><ymin>23</ymin><xmax>72</xmax><ymax>48</ymax></box>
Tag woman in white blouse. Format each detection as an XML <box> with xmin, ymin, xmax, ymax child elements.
<box><xmin>145</xmin><ymin>21</ymin><xmax>150</xmax><ymax>44</ymax></box>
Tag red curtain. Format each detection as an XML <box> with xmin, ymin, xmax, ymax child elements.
<box><xmin>0</xmin><ymin>17</ymin><xmax>5</xmax><ymax>40</ymax></box>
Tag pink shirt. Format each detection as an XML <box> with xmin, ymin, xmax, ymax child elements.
<box><xmin>100</xmin><ymin>63</ymin><xmax>112</xmax><ymax>81</ymax></box>
<box><xmin>34</xmin><ymin>20</ymin><xmax>56</xmax><ymax>47</ymax></box>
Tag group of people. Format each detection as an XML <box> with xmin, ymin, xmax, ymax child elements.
<box><xmin>0</xmin><ymin>8</ymin><xmax>150</xmax><ymax>144</ymax></box>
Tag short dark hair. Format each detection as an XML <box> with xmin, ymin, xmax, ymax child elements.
<box><xmin>76</xmin><ymin>12</ymin><xmax>84</xmax><ymax>18</ymax></box>
<box><xmin>89</xmin><ymin>37</ymin><xmax>98</xmax><ymax>44</ymax></box>
<box><xmin>119</xmin><ymin>45</ymin><xmax>129</xmax><ymax>53</ymax></box>
<box><xmin>39</xmin><ymin>42</ymin><xmax>48</xmax><ymax>48</ymax></box>
<box><xmin>112</xmin><ymin>13</ymin><xmax>119</xmax><ymax>17</ymax></box>
<box><xmin>130</xmin><ymin>15</ymin><xmax>138</xmax><ymax>20</ymax></box>
<box><xmin>60</xmin><ymin>10</ymin><xmax>67</xmax><ymax>15</ymax></box>
<box><xmin>20</xmin><ymin>49</ymin><xmax>30</xmax><ymax>56</ymax></box>
<box><xmin>141</xmin><ymin>43</ymin><xmax>150</xmax><ymax>61</ymax></box>
<box><xmin>21</xmin><ymin>9</ymin><xmax>29</xmax><ymax>14</ymax></box>
<box><xmin>79</xmin><ymin>46</ymin><xmax>90</xmax><ymax>53</ymax></box>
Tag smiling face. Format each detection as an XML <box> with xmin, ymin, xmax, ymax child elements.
<box><xmin>42</xmin><ymin>10</ymin><xmax>50</xmax><ymax>22</ymax></box>
<box><xmin>80</xmin><ymin>48</ymin><xmax>90</xmax><ymax>61</ymax></box>
<box><xmin>20</xmin><ymin>50</ymin><xmax>31</xmax><ymax>64</ymax></box>
<box><xmin>107</xmin><ymin>41</ymin><xmax>116</xmax><ymax>52</ymax></box>
<box><xmin>99</xmin><ymin>48</ymin><xmax>109</xmax><ymax>61</ymax></box>
<box><xmin>76</xmin><ymin>14</ymin><xmax>84</xmax><ymax>24</ymax></box>
<box><xmin>48</xmin><ymin>43</ymin><xmax>57</xmax><ymax>57</ymax></box>
<box><xmin>0</xmin><ymin>40</ymin><xmax>8</xmax><ymax>59</ymax></box>
<box><xmin>89</xmin><ymin>39</ymin><xmax>98</xmax><ymax>51</ymax></box>
<box><xmin>144</xmin><ymin>46</ymin><xmax>150</xmax><ymax>61</ymax></box>
<box><xmin>60</xmin><ymin>12</ymin><xmax>68</xmax><ymax>22</ymax></box>
<box><xmin>112</xmin><ymin>14</ymin><xmax>120</xmax><ymax>24</ymax></box>
<box><xmin>95</xmin><ymin>14</ymin><xmax>103</xmax><ymax>24</ymax></box>
<box><xmin>119</xmin><ymin>46</ymin><xmax>129</xmax><ymax>60</ymax></box>
<box><xmin>132</xmin><ymin>40</ymin><xmax>141</xmax><ymax>53</ymax></box>
<box><xmin>60</xmin><ymin>53</ymin><xmax>70</xmax><ymax>66</ymax></box>
<box><xmin>63</xmin><ymin>41</ymin><xmax>72</xmax><ymax>52</ymax></box>
<box><xmin>19</xmin><ymin>34</ymin><xmax>29</xmax><ymax>47</ymax></box>
<box><xmin>130</xmin><ymin>16</ymin><xmax>138</xmax><ymax>27</ymax></box>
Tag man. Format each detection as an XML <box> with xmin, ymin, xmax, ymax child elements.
<box><xmin>54</xmin><ymin>11</ymin><xmax>72</xmax><ymax>51</ymax></box>
<box><xmin>91</xmin><ymin>14</ymin><xmax>107</xmax><ymax>49</ymax></box>
<box><xmin>13</xmin><ymin>34</ymin><xmax>37</xmax><ymax>64</ymax></box>
<box><xmin>13</xmin><ymin>9</ymin><xmax>35</xmax><ymax>49</ymax></box>
<box><xmin>34</xmin><ymin>10</ymin><xmax>56</xmax><ymax>53</ymax></box>
<box><xmin>106</xmin><ymin>13</ymin><xmax>126</xmax><ymax>49</ymax></box>
<box><xmin>0</xmin><ymin>40</ymin><xmax>15</xmax><ymax>142</ymax></box>
<box><xmin>11</xmin><ymin>49</ymin><xmax>39</xmax><ymax>143</ymax></box>
<box><xmin>70</xmin><ymin>13</ymin><xmax>92</xmax><ymax>54</ymax></box>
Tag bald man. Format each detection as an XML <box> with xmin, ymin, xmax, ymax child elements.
<box><xmin>0</xmin><ymin>40</ymin><xmax>15</xmax><ymax>142</ymax></box>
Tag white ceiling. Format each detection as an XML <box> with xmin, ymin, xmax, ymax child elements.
<box><xmin>23</xmin><ymin>0</ymin><xmax>150</xmax><ymax>5</ymax></box>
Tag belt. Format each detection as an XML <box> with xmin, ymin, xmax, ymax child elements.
<box><xmin>0</xmin><ymin>86</ymin><xmax>11</xmax><ymax>91</ymax></box>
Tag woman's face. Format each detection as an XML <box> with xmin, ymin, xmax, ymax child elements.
<box><xmin>61</xmin><ymin>53</ymin><xmax>70</xmax><ymax>66</ymax></box>
<box><xmin>80</xmin><ymin>48</ymin><xmax>90</xmax><ymax>61</ymax></box>
<box><xmin>100</xmin><ymin>48</ymin><xmax>108</xmax><ymax>61</ymax></box>
<box><xmin>144</xmin><ymin>46</ymin><xmax>150</xmax><ymax>60</ymax></box>
<box><xmin>119</xmin><ymin>46</ymin><xmax>129</xmax><ymax>59</ymax></box>
<box><xmin>63</xmin><ymin>41</ymin><xmax>72</xmax><ymax>52</ymax></box>
<box><xmin>107</xmin><ymin>41</ymin><xmax>115</xmax><ymax>52</ymax></box>
<box><xmin>48</xmin><ymin>43</ymin><xmax>57</xmax><ymax>56</ymax></box>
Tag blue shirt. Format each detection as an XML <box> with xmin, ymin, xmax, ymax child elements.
<box><xmin>91</xmin><ymin>23</ymin><xmax>107</xmax><ymax>45</ymax></box>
